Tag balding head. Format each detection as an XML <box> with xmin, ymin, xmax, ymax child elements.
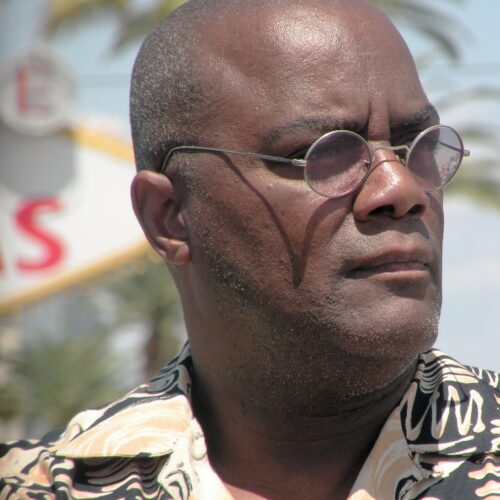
<box><xmin>130</xmin><ymin>0</ymin><xmax>419</xmax><ymax>176</ymax></box>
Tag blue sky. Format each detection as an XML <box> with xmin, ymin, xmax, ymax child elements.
<box><xmin>1</xmin><ymin>0</ymin><xmax>499</xmax><ymax>371</ymax></box>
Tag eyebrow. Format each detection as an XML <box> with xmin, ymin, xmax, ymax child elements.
<box><xmin>261</xmin><ymin>116</ymin><xmax>360</xmax><ymax>150</ymax></box>
<box><xmin>394</xmin><ymin>104</ymin><xmax>440</xmax><ymax>131</ymax></box>
<box><xmin>261</xmin><ymin>104</ymin><xmax>440</xmax><ymax>150</ymax></box>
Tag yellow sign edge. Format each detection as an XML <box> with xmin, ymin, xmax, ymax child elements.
<box><xmin>0</xmin><ymin>240</ymin><xmax>151</xmax><ymax>315</ymax></box>
<box><xmin>64</xmin><ymin>123</ymin><xmax>135</xmax><ymax>162</ymax></box>
<box><xmin>0</xmin><ymin>123</ymin><xmax>150</xmax><ymax>315</ymax></box>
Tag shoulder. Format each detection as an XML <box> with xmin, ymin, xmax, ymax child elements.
<box><xmin>403</xmin><ymin>349</ymin><xmax>498</xmax><ymax>447</ymax></box>
<box><xmin>0</xmin><ymin>343</ymin><xmax>194</xmax><ymax>498</ymax></box>
<box><xmin>0</xmin><ymin>428</ymin><xmax>171</xmax><ymax>498</ymax></box>
<box><xmin>402</xmin><ymin>349</ymin><xmax>499</xmax><ymax>499</ymax></box>
<box><xmin>0</xmin><ymin>427</ymin><xmax>69</xmax><ymax>497</ymax></box>
<box><xmin>409</xmin><ymin>348</ymin><xmax>498</xmax><ymax>403</ymax></box>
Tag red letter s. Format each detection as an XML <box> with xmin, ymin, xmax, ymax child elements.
<box><xmin>15</xmin><ymin>198</ymin><xmax>65</xmax><ymax>271</ymax></box>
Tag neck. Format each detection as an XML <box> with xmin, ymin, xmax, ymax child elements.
<box><xmin>192</xmin><ymin>359</ymin><xmax>416</xmax><ymax>500</ymax></box>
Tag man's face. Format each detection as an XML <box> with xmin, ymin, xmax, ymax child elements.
<box><xmin>180</xmin><ymin>2</ymin><xmax>443</xmax><ymax>381</ymax></box>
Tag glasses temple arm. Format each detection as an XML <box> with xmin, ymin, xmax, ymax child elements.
<box><xmin>437</xmin><ymin>141</ymin><xmax>470</xmax><ymax>156</ymax></box>
<box><xmin>161</xmin><ymin>145</ymin><xmax>306</xmax><ymax>173</ymax></box>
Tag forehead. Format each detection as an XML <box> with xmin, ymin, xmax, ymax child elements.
<box><xmin>196</xmin><ymin>1</ymin><xmax>430</xmax><ymax>146</ymax></box>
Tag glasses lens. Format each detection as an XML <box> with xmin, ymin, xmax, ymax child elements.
<box><xmin>408</xmin><ymin>126</ymin><xmax>463</xmax><ymax>191</ymax></box>
<box><xmin>305</xmin><ymin>131</ymin><xmax>371</xmax><ymax>197</ymax></box>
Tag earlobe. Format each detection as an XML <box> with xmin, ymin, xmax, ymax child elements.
<box><xmin>157</xmin><ymin>238</ymin><xmax>190</xmax><ymax>265</ymax></box>
<box><xmin>131</xmin><ymin>170</ymin><xmax>191</xmax><ymax>265</ymax></box>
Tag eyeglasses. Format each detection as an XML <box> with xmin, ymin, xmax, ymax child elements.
<box><xmin>161</xmin><ymin>125</ymin><xmax>470</xmax><ymax>198</ymax></box>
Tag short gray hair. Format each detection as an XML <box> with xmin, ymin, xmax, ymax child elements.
<box><xmin>130</xmin><ymin>1</ymin><xmax>214</xmax><ymax>173</ymax></box>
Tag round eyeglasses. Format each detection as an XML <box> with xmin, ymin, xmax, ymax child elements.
<box><xmin>161</xmin><ymin>125</ymin><xmax>470</xmax><ymax>198</ymax></box>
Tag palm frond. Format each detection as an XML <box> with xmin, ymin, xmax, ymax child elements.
<box><xmin>373</xmin><ymin>0</ymin><xmax>471</xmax><ymax>61</ymax></box>
<box><xmin>44</xmin><ymin>0</ymin><xmax>132</xmax><ymax>34</ymax></box>
<box><xmin>112</xmin><ymin>0</ymin><xmax>187</xmax><ymax>50</ymax></box>
<box><xmin>1</xmin><ymin>327</ymin><xmax>129</xmax><ymax>428</ymax></box>
<box><xmin>436</xmin><ymin>90</ymin><xmax>500</xmax><ymax>116</ymax></box>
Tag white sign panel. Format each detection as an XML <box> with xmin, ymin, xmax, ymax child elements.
<box><xmin>0</xmin><ymin>122</ymin><xmax>148</xmax><ymax>313</ymax></box>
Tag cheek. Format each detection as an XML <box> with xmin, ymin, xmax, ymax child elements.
<box><xmin>244</xmin><ymin>180</ymin><xmax>353</xmax><ymax>286</ymax></box>
<box><xmin>186</xmin><ymin>168</ymin><xmax>351</xmax><ymax>295</ymax></box>
<box><xmin>185</xmin><ymin>177</ymin><xmax>297</xmax><ymax>284</ymax></box>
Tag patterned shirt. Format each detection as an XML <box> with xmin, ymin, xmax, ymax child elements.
<box><xmin>1</xmin><ymin>345</ymin><xmax>499</xmax><ymax>499</ymax></box>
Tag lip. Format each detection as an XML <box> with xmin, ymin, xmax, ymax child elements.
<box><xmin>347</xmin><ymin>248</ymin><xmax>432</xmax><ymax>279</ymax></box>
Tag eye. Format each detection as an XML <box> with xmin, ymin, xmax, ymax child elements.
<box><xmin>263</xmin><ymin>147</ymin><xmax>307</xmax><ymax>180</ymax></box>
<box><xmin>288</xmin><ymin>146</ymin><xmax>310</xmax><ymax>160</ymax></box>
<box><xmin>394</xmin><ymin>130</ymin><xmax>424</xmax><ymax>148</ymax></box>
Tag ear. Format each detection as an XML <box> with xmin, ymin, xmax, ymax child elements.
<box><xmin>131</xmin><ymin>171</ymin><xmax>190</xmax><ymax>266</ymax></box>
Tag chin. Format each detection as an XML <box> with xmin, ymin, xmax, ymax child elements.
<box><xmin>330</xmin><ymin>299</ymin><xmax>440</xmax><ymax>362</ymax></box>
<box><xmin>310</xmin><ymin>273</ymin><xmax>443</xmax><ymax>361</ymax></box>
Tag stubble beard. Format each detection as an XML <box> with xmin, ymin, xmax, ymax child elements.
<box><xmin>194</xmin><ymin>233</ymin><xmax>441</xmax><ymax>419</ymax></box>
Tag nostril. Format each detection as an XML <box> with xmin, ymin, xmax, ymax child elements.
<box><xmin>367</xmin><ymin>202</ymin><xmax>424</xmax><ymax>219</ymax></box>
<box><xmin>409</xmin><ymin>204</ymin><xmax>425</xmax><ymax>216</ymax></box>
<box><xmin>356</xmin><ymin>197</ymin><xmax>428</xmax><ymax>221</ymax></box>
<box><xmin>370</xmin><ymin>205</ymin><xmax>395</xmax><ymax>217</ymax></box>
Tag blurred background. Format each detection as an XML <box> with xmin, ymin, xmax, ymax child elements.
<box><xmin>0</xmin><ymin>0</ymin><xmax>499</xmax><ymax>441</ymax></box>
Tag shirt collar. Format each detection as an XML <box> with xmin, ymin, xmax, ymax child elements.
<box><xmin>400</xmin><ymin>349</ymin><xmax>499</xmax><ymax>457</ymax></box>
<box><xmin>54</xmin><ymin>342</ymin><xmax>195</xmax><ymax>458</ymax></box>
<box><xmin>54</xmin><ymin>346</ymin><xmax>498</xmax><ymax>461</ymax></box>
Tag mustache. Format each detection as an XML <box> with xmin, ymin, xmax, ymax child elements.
<box><xmin>339</xmin><ymin>232</ymin><xmax>441</xmax><ymax>275</ymax></box>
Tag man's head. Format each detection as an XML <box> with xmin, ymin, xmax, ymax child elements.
<box><xmin>131</xmin><ymin>0</ymin><xmax>444</xmax><ymax>412</ymax></box>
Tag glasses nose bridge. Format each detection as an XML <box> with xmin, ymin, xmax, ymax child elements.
<box><xmin>370</xmin><ymin>143</ymin><xmax>410</xmax><ymax>165</ymax></box>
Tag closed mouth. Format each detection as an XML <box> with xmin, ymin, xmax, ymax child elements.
<box><xmin>350</xmin><ymin>260</ymin><xmax>428</xmax><ymax>277</ymax></box>
<box><xmin>347</xmin><ymin>249</ymin><xmax>432</xmax><ymax>279</ymax></box>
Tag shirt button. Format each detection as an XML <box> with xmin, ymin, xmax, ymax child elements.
<box><xmin>191</xmin><ymin>432</ymin><xmax>207</xmax><ymax>460</ymax></box>
<box><xmin>433</xmin><ymin>465</ymin><xmax>443</xmax><ymax>477</ymax></box>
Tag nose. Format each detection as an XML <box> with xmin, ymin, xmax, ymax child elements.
<box><xmin>353</xmin><ymin>148</ymin><xmax>430</xmax><ymax>221</ymax></box>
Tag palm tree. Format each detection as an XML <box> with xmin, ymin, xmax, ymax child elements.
<box><xmin>0</xmin><ymin>299</ymin><xmax>131</xmax><ymax>435</ymax></box>
<box><xmin>96</xmin><ymin>252</ymin><xmax>185</xmax><ymax>377</ymax></box>
<box><xmin>372</xmin><ymin>0</ymin><xmax>468</xmax><ymax>61</ymax></box>
<box><xmin>43</xmin><ymin>0</ymin><xmax>185</xmax><ymax>50</ymax></box>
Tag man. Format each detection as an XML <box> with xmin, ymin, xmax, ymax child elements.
<box><xmin>1</xmin><ymin>0</ymin><xmax>498</xmax><ymax>498</ymax></box>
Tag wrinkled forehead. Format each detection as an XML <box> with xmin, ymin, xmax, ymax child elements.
<box><xmin>194</xmin><ymin>1</ymin><xmax>425</xmax><ymax>144</ymax></box>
